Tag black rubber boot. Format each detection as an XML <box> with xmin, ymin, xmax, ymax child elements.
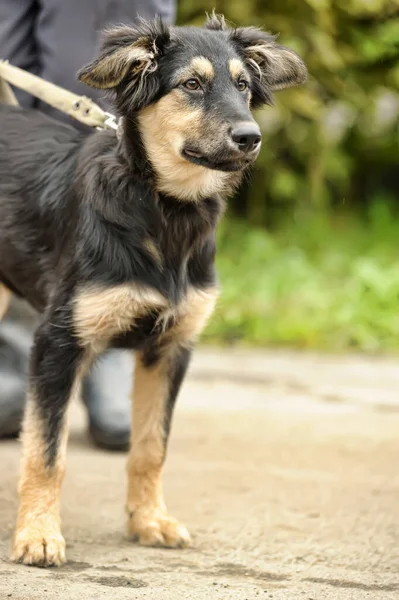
<box><xmin>83</xmin><ymin>349</ymin><xmax>132</xmax><ymax>451</ymax></box>
<box><xmin>0</xmin><ymin>320</ymin><xmax>31</xmax><ymax>437</ymax></box>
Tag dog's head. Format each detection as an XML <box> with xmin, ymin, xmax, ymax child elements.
<box><xmin>78</xmin><ymin>14</ymin><xmax>307</xmax><ymax>200</ymax></box>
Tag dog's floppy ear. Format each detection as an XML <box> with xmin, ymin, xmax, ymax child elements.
<box><xmin>77</xmin><ymin>18</ymin><xmax>169</xmax><ymax>91</ymax></box>
<box><xmin>232</xmin><ymin>27</ymin><xmax>307</xmax><ymax>106</ymax></box>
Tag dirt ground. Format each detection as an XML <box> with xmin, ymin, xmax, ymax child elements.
<box><xmin>1</xmin><ymin>348</ymin><xmax>399</xmax><ymax>600</ymax></box>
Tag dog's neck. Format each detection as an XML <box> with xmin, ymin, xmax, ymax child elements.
<box><xmin>119</xmin><ymin>114</ymin><xmax>241</xmax><ymax>203</ymax></box>
<box><xmin>83</xmin><ymin>121</ymin><xmax>225</xmax><ymax>262</ymax></box>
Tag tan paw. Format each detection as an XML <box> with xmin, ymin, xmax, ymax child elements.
<box><xmin>12</xmin><ymin>528</ymin><xmax>66</xmax><ymax>567</ymax></box>
<box><xmin>128</xmin><ymin>508</ymin><xmax>191</xmax><ymax>548</ymax></box>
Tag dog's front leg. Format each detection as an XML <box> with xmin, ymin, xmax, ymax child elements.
<box><xmin>12</xmin><ymin>312</ymin><xmax>86</xmax><ymax>567</ymax></box>
<box><xmin>127</xmin><ymin>345</ymin><xmax>191</xmax><ymax>548</ymax></box>
<box><xmin>127</xmin><ymin>287</ymin><xmax>218</xmax><ymax>547</ymax></box>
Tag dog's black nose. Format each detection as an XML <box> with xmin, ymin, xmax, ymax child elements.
<box><xmin>231</xmin><ymin>123</ymin><xmax>262</xmax><ymax>153</ymax></box>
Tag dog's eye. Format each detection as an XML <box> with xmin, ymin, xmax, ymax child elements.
<box><xmin>184</xmin><ymin>79</ymin><xmax>201</xmax><ymax>91</ymax></box>
<box><xmin>238</xmin><ymin>80</ymin><xmax>248</xmax><ymax>92</ymax></box>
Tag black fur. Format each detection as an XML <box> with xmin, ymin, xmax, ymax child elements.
<box><xmin>163</xmin><ymin>346</ymin><xmax>192</xmax><ymax>444</ymax></box>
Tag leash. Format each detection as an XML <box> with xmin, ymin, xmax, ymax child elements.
<box><xmin>0</xmin><ymin>60</ymin><xmax>118</xmax><ymax>131</ymax></box>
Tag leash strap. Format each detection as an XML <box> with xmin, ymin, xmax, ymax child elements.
<box><xmin>0</xmin><ymin>60</ymin><xmax>118</xmax><ymax>131</ymax></box>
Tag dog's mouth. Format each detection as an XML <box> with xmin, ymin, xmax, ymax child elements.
<box><xmin>182</xmin><ymin>147</ymin><xmax>254</xmax><ymax>172</ymax></box>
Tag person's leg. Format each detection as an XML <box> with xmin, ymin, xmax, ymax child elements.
<box><xmin>82</xmin><ymin>350</ymin><xmax>132</xmax><ymax>450</ymax></box>
<box><xmin>99</xmin><ymin>0</ymin><xmax>176</xmax><ymax>26</ymax></box>
<box><xmin>0</xmin><ymin>0</ymin><xmax>39</xmax><ymax>107</ymax></box>
<box><xmin>0</xmin><ymin>289</ymin><xmax>37</xmax><ymax>438</ymax></box>
<box><xmin>0</xmin><ymin>315</ymin><xmax>31</xmax><ymax>438</ymax></box>
<box><xmin>36</xmin><ymin>0</ymin><xmax>176</xmax><ymax>119</ymax></box>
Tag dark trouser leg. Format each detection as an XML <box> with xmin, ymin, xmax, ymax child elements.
<box><xmin>12</xmin><ymin>315</ymin><xmax>85</xmax><ymax>567</ymax></box>
<box><xmin>127</xmin><ymin>346</ymin><xmax>191</xmax><ymax>548</ymax></box>
<box><xmin>83</xmin><ymin>349</ymin><xmax>132</xmax><ymax>450</ymax></box>
<box><xmin>0</xmin><ymin>297</ymin><xmax>35</xmax><ymax>438</ymax></box>
<box><xmin>35</xmin><ymin>0</ymin><xmax>176</xmax><ymax>121</ymax></box>
<box><xmin>0</xmin><ymin>316</ymin><xmax>31</xmax><ymax>437</ymax></box>
<box><xmin>0</xmin><ymin>0</ymin><xmax>39</xmax><ymax>107</ymax></box>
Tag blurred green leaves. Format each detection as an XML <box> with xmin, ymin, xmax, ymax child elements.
<box><xmin>203</xmin><ymin>211</ymin><xmax>399</xmax><ymax>351</ymax></box>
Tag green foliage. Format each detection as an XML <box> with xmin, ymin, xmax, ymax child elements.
<box><xmin>203</xmin><ymin>206</ymin><xmax>399</xmax><ymax>352</ymax></box>
<box><xmin>178</xmin><ymin>1</ymin><xmax>399</xmax><ymax>225</ymax></box>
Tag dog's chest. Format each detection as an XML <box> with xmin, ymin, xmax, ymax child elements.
<box><xmin>72</xmin><ymin>282</ymin><xmax>217</xmax><ymax>352</ymax></box>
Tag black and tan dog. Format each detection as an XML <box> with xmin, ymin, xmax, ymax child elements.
<box><xmin>0</xmin><ymin>14</ymin><xmax>306</xmax><ymax>567</ymax></box>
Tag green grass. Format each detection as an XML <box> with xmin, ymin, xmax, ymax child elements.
<box><xmin>204</xmin><ymin>203</ymin><xmax>399</xmax><ymax>352</ymax></box>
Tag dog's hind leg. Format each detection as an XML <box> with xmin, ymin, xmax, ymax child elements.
<box><xmin>11</xmin><ymin>304</ymin><xmax>88</xmax><ymax>567</ymax></box>
<box><xmin>0</xmin><ymin>283</ymin><xmax>11</xmax><ymax>320</ymax></box>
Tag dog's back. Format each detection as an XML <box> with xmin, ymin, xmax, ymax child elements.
<box><xmin>0</xmin><ymin>105</ymin><xmax>83</xmax><ymax>309</ymax></box>
<box><xmin>0</xmin><ymin>104</ymin><xmax>81</xmax><ymax>171</ymax></box>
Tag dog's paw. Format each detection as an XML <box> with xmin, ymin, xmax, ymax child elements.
<box><xmin>128</xmin><ymin>508</ymin><xmax>191</xmax><ymax>548</ymax></box>
<box><xmin>11</xmin><ymin>527</ymin><xmax>66</xmax><ymax>567</ymax></box>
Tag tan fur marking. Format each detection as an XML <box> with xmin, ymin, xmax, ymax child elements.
<box><xmin>126</xmin><ymin>354</ymin><xmax>190</xmax><ymax>547</ymax></box>
<box><xmin>128</xmin><ymin>357</ymin><xmax>168</xmax><ymax>482</ymax></box>
<box><xmin>166</xmin><ymin>286</ymin><xmax>219</xmax><ymax>347</ymax></box>
<box><xmin>12</xmin><ymin>398</ymin><xmax>68</xmax><ymax>566</ymax></box>
<box><xmin>190</xmin><ymin>56</ymin><xmax>214</xmax><ymax>80</ymax></box>
<box><xmin>0</xmin><ymin>283</ymin><xmax>11</xmax><ymax>320</ymax></box>
<box><xmin>138</xmin><ymin>91</ymin><xmax>231</xmax><ymax>201</ymax></box>
<box><xmin>229</xmin><ymin>58</ymin><xmax>246</xmax><ymax>80</ymax></box>
<box><xmin>74</xmin><ymin>283</ymin><xmax>167</xmax><ymax>351</ymax></box>
<box><xmin>143</xmin><ymin>238</ymin><xmax>162</xmax><ymax>266</ymax></box>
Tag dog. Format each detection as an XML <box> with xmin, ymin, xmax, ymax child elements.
<box><xmin>0</xmin><ymin>13</ymin><xmax>306</xmax><ymax>567</ymax></box>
